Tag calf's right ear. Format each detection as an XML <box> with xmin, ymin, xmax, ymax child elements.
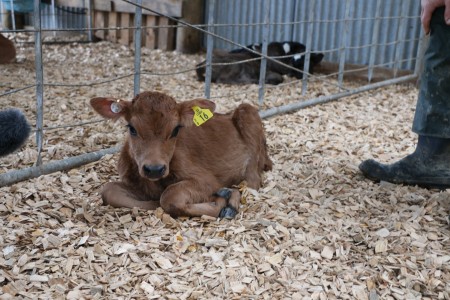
<box><xmin>90</xmin><ymin>97</ymin><xmax>129</xmax><ymax>120</ymax></box>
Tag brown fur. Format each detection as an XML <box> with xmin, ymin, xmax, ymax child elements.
<box><xmin>0</xmin><ymin>34</ymin><xmax>16</xmax><ymax>64</ymax></box>
<box><xmin>90</xmin><ymin>91</ymin><xmax>272</xmax><ymax>218</ymax></box>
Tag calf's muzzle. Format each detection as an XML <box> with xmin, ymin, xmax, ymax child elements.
<box><xmin>143</xmin><ymin>164</ymin><xmax>167</xmax><ymax>179</ymax></box>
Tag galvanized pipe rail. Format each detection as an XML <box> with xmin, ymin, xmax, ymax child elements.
<box><xmin>0</xmin><ymin>0</ymin><xmax>423</xmax><ymax>187</ymax></box>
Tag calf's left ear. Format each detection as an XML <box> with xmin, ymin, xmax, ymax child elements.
<box><xmin>179</xmin><ymin>99</ymin><xmax>216</xmax><ymax>126</ymax></box>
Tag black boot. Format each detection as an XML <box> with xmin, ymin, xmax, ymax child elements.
<box><xmin>360</xmin><ymin>8</ymin><xmax>450</xmax><ymax>190</ymax></box>
<box><xmin>359</xmin><ymin>136</ymin><xmax>450</xmax><ymax>189</ymax></box>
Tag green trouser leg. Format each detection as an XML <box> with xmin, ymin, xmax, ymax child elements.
<box><xmin>359</xmin><ymin>7</ymin><xmax>450</xmax><ymax>189</ymax></box>
<box><xmin>412</xmin><ymin>7</ymin><xmax>450</xmax><ymax>137</ymax></box>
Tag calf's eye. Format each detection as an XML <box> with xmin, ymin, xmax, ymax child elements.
<box><xmin>170</xmin><ymin>125</ymin><xmax>183</xmax><ymax>138</ymax></box>
<box><xmin>127</xmin><ymin>124</ymin><xmax>137</xmax><ymax>136</ymax></box>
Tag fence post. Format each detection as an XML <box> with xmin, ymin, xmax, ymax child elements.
<box><xmin>134</xmin><ymin>0</ymin><xmax>143</xmax><ymax>96</ymax></box>
<box><xmin>301</xmin><ymin>0</ymin><xmax>316</xmax><ymax>96</ymax></box>
<box><xmin>34</xmin><ymin>0</ymin><xmax>44</xmax><ymax>166</ymax></box>
<box><xmin>8</xmin><ymin>0</ymin><xmax>15</xmax><ymax>31</ymax></box>
<box><xmin>51</xmin><ymin>0</ymin><xmax>56</xmax><ymax>36</ymax></box>
<box><xmin>204</xmin><ymin>0</ymin><xmax>215</xmax><ymax>99</ymax></box>
<box><xmin>368</xmin><ymin>0</ymin><xmax>382</xmax><ymax>83</ymax></box>
<box><xmin>86</xmin><ymin>0</ymin><xmax>93</xmax><ymax>42</ymax></box>
<box><xmin>337</xmin><ymin>0</ymin><xmax>351</xmax><ymax>89</ymax></box>
<box><xmin>0</xmin><ymin>1</ymin><xmax>3</xmax><ymax>26</ymax></box>
<box><xmin>258</xmin><ymin>0</ymin><xmax>271</xmax><ymax>107</ymax></box>
<box><xmin>393</xmin><ymin>0</ymin><xmax>409</xmax><ymax>78</ymax></box>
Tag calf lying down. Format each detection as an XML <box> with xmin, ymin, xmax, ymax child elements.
<box><xmin>91</xmin><ymin>91</ymin><xmax>272</xmax><ymax>218</ymax></box>
<box><xmin>196</xmin><ymin>41</ymin><xmax>324</xmax><ymax>85</ymax></box>
<box><xmin>230</xmin><ymin>41</ymin><xmax>325</xmax><ymax>79</ymax></box>
<box><xmin>196</xmin><ymin>51</ymin><xmax>285</xmax><ymax>85</ymax></box>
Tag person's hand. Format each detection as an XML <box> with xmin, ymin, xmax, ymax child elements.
<box><xmin>421</xmin><ymin>0</ymin><xmax>450</xmax><ymax>34</ymax></box>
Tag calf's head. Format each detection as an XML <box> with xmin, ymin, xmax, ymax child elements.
<box><xmin>290</xmin><ymin>52</ymin><xmax>324</xmax><ymax>79</ymax></box>
<box><xmin>90</xmin><ymin>91</ymin><xmax>216</xmax><ymax>181</ymax></box>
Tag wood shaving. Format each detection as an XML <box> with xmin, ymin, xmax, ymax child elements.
<box><xmin>0</xmin><ymin>34</ymin><xmax>448</xmax><ymax>299</ymax></box>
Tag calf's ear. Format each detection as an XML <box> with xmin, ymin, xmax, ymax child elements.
<box><xmin>178</xmin><ymin>99</ymin><xmax>216</xmax><ymax>126</ymax></box>
<box><xmin>311</xmin><ymin>53</ymin><xmax>324</xmax><ymax>64</ymax></box>
<box><xmin>90</xmin><ymin>97</ymin><xmax>129</xmax><ymax>120</ymax></box>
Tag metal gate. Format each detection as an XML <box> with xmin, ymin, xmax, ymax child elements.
<box><xmin>0</xmin><ymin>0</ymin><xmax>424</xmax><ymax>186</ymax></box>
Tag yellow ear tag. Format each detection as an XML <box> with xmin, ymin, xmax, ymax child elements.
<box><xmin>192</xmin><ymin>106</ymin><xmax>213</xmax><ymax>126</ymax></box>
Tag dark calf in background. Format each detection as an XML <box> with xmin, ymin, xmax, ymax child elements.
<box><xmin>196</xmin><ymin>41</ymin><xmax>324</xmax><ymax>85</ymax></box>
<box><xmin>196</xmin><ymin>50</ymin><xmax>284</xmax><ymax>85</ymax></box>
<box><xmin>231</xmin><ymin>41</ymin><xmax>324</xmax><ymax>79</ymax></box>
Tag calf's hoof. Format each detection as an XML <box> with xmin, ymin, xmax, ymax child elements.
<box><xmin>215</xmin><ymin>188</ymin><xmax>232</xmax><ymax>200</ymax></box>
<box><xmin>219</xmin><ymin>206</ymin><xmax>238</xmax><ymax>219</ymax></box>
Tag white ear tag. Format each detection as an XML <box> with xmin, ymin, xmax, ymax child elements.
<box><xmin>111</xmin><ymin>101</ymin><xmax>122</xmax><ymax>114</ymax></box>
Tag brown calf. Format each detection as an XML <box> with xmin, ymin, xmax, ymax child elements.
<box><xmin>90</xmin><ymin>91</ymin><xmax>272</xmax><ymax>218</ymax></box>
<box><xmin>0</xmin><ymin>33</ymin><xmax>16</xmax><ymax>64</ymax></box>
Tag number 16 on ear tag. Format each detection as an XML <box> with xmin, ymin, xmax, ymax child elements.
<box><xmin>192</xmin><ymin>106</ymin><xmax>213</xmax><ymax>126</ymax></box>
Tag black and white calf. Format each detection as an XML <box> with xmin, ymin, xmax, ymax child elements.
<box><xmin>230</xmin><ymin>41</ymin><xmax>324</xmax><ymax>79</ymax></box>
<box><xmin>196</xmin><ymin>41</ymin><xmax>324</xmax><ymax>85</ymax></box>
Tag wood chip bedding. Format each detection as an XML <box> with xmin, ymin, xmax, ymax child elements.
<box><xmin>0</xmin><ymin>34</ymin><xmax>448</xmax><ymax>299</ymax></box>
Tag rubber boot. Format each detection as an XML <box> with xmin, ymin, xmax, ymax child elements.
<box><xmin>360</xmin><ymin>7</ymin><xmax>450</xmax><ymax>190</ymax></box>
<box><xmin>359</xmin><ymin>136</ymin><xmax>450</xmax><ymax>189</ymax></box>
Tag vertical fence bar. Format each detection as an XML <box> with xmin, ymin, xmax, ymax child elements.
<box><xmin>337</xmin><ymin>0</ymin><xmax>351</xmax><ymax>89</ymax></box>
<box><xmin>241</xmin><ymin>0</ymin><xmax>249</xmax><ymax>46</ymax></box>
<box><xmin>204</xmin><ymin>0</ymin><xmax>216</xmax><ymax>99</ymax></box>
<box><xmin>405</xmin><ymin>2</ymin><xmax>421</xmax><ymax>70</ymax></box>
<box><xmin>291</xmin><ymin>0</ymin><xmax>300</xmax><ymax>41</ymax></box>
<box><xmin>393</xmin><ymin>0</ymin><xmax>408</xmax><ymax>77</ymax></box>
<box><xmin>229</xmin><ymin>0</ymin><xmax>236</xmax><ymax>49</ymax></box>
<box><xmin>367</xmin><ymin>0</ymin><xmax>381</xmax><ymax>83</ymax></box>
<box><xmin>9</xmin><ymin>0</ymin><xmax>15</xmax><ymax>31</ymax></box>
<box><xmin>51</xmin><ymin>0</ymin><xmax>56</xmax><ymax>36</ymax></box>
<box><xmin>34</xmin><ymin>0</ymin><xmax>44</xmax><ymax>166</ymax></box>
<box><xmin>87</xmin><ymin>0</ymin><xmax>93</xmax><ymax>42</ymax></box>
<box><xmin>0</xmin><ymin>1</ymin><xmax>4</xmax><ymax>26</ymax></box>
<box><xmin>314</xmin><ymin>0</ymin><xmax>322</xmax><ymax>49</ymax></box>
<box><xmin>301</xmin><ymin>0</ymin><xmax>316</xmax><ymax>96</ymax></box>
<box><xmin>258</xmin><ymin>0</ymin><xmax>271</xmax><ymax>107</ymax></box>
<box><xmin>133</xmin><ymin>0</ymin><xmax>142</xmax><ymax>96</ymax></box>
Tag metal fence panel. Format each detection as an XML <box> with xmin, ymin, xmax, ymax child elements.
<box><xmin>0</xmin><ymin>0</ymin><xmax>423</xmax><ymax>185</ymax></box>
<box><xmin>206</xmin><ymin>0</ymin><xmax>421</xmax><ymax>70</ymax></box>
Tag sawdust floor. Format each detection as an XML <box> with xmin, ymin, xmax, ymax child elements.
<box><xmin>0</xmin><ymin>35</ymin><xmax>449</xmax><ymax>299</ymax></box>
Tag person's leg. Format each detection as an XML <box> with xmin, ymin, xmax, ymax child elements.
<box><xmin>359</xmin><ymin>7</ymin><xmax>450</xmax><ymax>189</ymax></box>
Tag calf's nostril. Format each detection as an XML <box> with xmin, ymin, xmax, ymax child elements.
<box><xmin>159</xmin><ymin>165</ymin><xmax>166</xmax><ymax>176</ymax></box>
<box><xmin>143</xmin><ymin>164</ymin><xmax>166</xmax><ymax>178</ymax></box>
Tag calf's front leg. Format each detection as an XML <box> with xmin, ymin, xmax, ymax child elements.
<box><xmin>101</xmin><ymin>182</ymin><xmax>160</xmax><ymax>210</ymax></box>
<box><xmin>160</xmin><ymin>181</ymin><xmax>240</xmax><ymax>218</ymax></box>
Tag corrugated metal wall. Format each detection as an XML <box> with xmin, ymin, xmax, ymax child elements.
<box><xmin>5</xmin><ymin>3</ymin><xmax>87</xmax><ymax>33</ymax></box>
<box><xmin>206</xmin><ymin>0</ymin><xmax>422</xmax><ymax>70</ymax></box>
<box><xmin>40</xmin><ymin>4</ymin><xmax>87</xmax><ymax>32</ymax></box>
